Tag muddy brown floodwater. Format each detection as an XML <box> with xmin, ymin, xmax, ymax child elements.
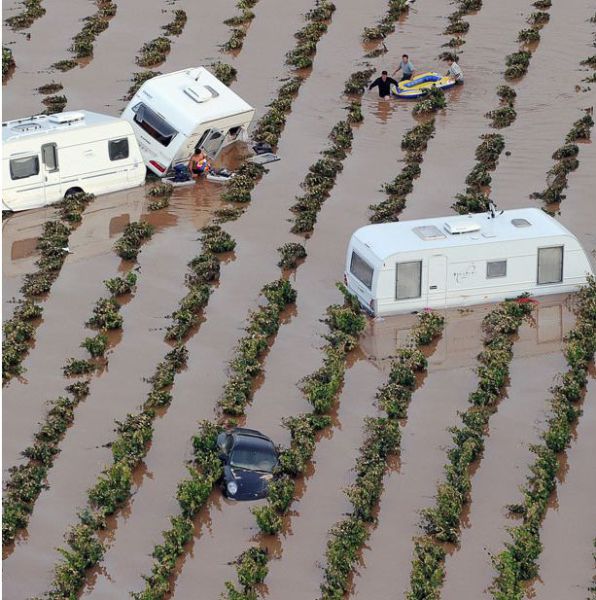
<box><xmin>441</xmin><ymin>299</ymin><xmax>574</xmax><ymax>600</ymax></box>
<box><xmin>486</xmin><ymin>0</ymin><xmax>596</xmax><ymax>269</ymax></box>
<box><xmin>2</xmin><ymin>0</ymin><xmax>93</xmax><ymax>118</ymax></box>
<box><xmin>1</xmin><ymin>186</ymin><xmax>221</xmax><ymax>598</ymax></box>
<box><xmin>531</xmin><ymin>374</ymin><xmax>596</xmax><ymax>600</ymax></box>
<box><xmin>3</xmin><ymin>0</ymin><xmax>596</xmax><ymax>597</ymax></box>
<box><xmin>352</xmin><ymin>309</ymin><xmax>485</xmax><ymax>600</ymax></box>
<box><xmin>79</xmin><ymin>1</ymin><xmax>403</xmax><ymax>595</ymax></box>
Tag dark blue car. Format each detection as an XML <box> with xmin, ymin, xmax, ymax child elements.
<box><xmin>217</xmin><ymin>428</ymin><xmax>278</xmax><ymax>501</ymax></box>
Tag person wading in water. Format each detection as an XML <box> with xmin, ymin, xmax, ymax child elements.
<box><xmin>368</xmin><ymin>70</ymin><xmax>399</xmax><ymax>99</ymax></box>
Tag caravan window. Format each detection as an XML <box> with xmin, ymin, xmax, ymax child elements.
<box><xmin>487</xmin><ymin>260</ymin><xmax>507</xmax><ymax>278</ymax></box>
<box><xmin>109</xmin><ymin>138</ymin><xmax>129</xmax><ymax>160</ymax></box>
<box><xmin>350</xmin><ymin>251</ymin><xmax>373</xmax><ymax>289</ymax></box>
<box><xmin>41</xmin><ymin>144</ymin><xmax>58</xmax><ymax>171</ymax></box>
<box><xmin>132</xmin><ymin>103</ymin><xmax>177</xmax><ymax>147</ymax></box>
<box><xmin>396</xmin><ymin>261</ymin><xmax>422</xmax><ymax>300</ymax></box>
<box><xmin>537</xmin><ymin>246</ymin><xmax>563</xmax><ymax>284</ymax></box>
<box><xmin>9</xmin><ymin>155</ymin><xmax>40</xmax><ymax>180</ymax></box>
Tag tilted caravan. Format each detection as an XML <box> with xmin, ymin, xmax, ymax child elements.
<box><xmin>121</xmin><ymin>67</ymin><xmax>255</xmax><ymax>176</ymax></box>
<box><xmin>2</xmin><ymin>111</ymin><xmax>145</xmax><ymax>212</ymax></box>
<box><xmin>345</xmin><ymin>208</ymin><xmax>594</xmax><ymax>316</ymax></box>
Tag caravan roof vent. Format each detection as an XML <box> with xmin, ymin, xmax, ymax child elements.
<box><xmin>183</xmin><ymin>85</ymin><xmax>212</xmax><ymax>103</ymax></box>
<box><xmin>413</xmin><ymin>225</ymin><xmax>446</xmax><ymax>241</ymax></box>
<box><xmin>444</xmin><ymin>220</ymin><xmax>481</xmax><ymax>235</ymax></box>
<box><xmin>12</xmin><ymin>122</ymin><xmax>43</xmax><ymax>133</ymax></box>
<box><xmin>511</xmin><ymin>218</ymin><xmax>531</xmax><ymax>228</ymax></box>
<box><xmin>48</xmin><ymin>111</ymin><xmax>85</xmax><ymax>125</ymax></box>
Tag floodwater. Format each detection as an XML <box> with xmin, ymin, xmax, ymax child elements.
<box><xmin>3</xmin><ymin>0</ymin><xmax>596</xmax><ymax>597</ymax></box>
<box><xmin>441</xmin><ymin>301</ymin><xmax>573</xmax><ymax>600</ymax></box>
<box><xmin>352</xmin><ymin>310</ymin><xmax>484</xmax><ymax>600</ymax></box>
<box><xmin>532</xmin><ymin>373</ymin><xmax>596</xmax><ymax>600</ymax></box>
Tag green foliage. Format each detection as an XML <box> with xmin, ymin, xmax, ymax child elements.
<box><xmin>51</xmin><ymin>524</ymin><xmax>104</xmax><ymax>596</ymax></box>
<box><xmin>81</xmin><ymin>333</ymin><xmax>108</xmax><ymax>357</ymax></box>
<box><xmin>412</xmin><ymin>88</ymin><xmax>447</xmax><ymax>115</ymax></box>
<box><xmin>162</xmin><ymin>8</ymin><xmax>187</xmax><ymax>35</ymax></box>
<box><xmin>104</xmin><ymin>271</ymin><xmax>137</xmax><ymax>296</ymax></box>
<box><xmin>517</xmin><ymin>27</ymin><xmax>540</xmax><ymax>43</ymax></box>
<box><xmin>87</xmin><ymin>296</ymin><xmax>123</xmax><ymax>329</ymax></box>
<box><xmin>88</xmin><ymin>462</ymin><xmax>132</xmax><ymax>514</ymax></box>
<box><xmin>277</xmin><ymin>242</ymin><xmax>307</xmax><ymax>268</ymax></box>
<box><xmin>220</xmin><ymin>280</ymin><xmax>295</xmax><ymax>415</ymax></box>
<box><xmin>496</xmin><ymin>84</ymin><xmax>516</xmax><ymax>104</ymax></box>
<box><xmin>344</xmin><ymin>69</ymin><xmax>375</xmax><ymax>95</ymax></box>
<box><xmin>465</xmin><ymin>162</ymin><xmax>492</xmax><ymax>190</ymax></box>
<box><xmin>407</xmin><ymin>538</ymin><xmax>446</xmax><ymax>600</ymax></box>
<box><xmin>200</xmin><ymin>225</ymin><xmax>236</xmax><ymax>253</ymax></box>
<box><xmin>41</xmin><ymin>94</ymin><xmax>67</xmax><ymax>114</ymax></box>
<box><xmin>412</xmin><ymin>311</ymin><xmax>445</xmax><ymax>345</ymax></box>
<box><xmin>52</xmin><ymin>59</ymin><xmax>78</xmax><ymax>71</ymax></box>
<box><xmin>127</xmin><ymin>70</ymin><xmax>161</xmax><ymax>99</ymax></box>
<box><xmin>566</xmin><ymin>114</ymin><xmax>594</xmax><ymax>142</ymax></box>
<box><xmin>113</xmin><ymin>221</ymin><xmax>154</xmax><ymax>260</ymax></box>
<box><xmin>5</xmin><ymin>0</ymin><xmax>46</xmax><ymax>29</ymax></box>
<box><xmin>486</xmin><ymin>105</ymin><xmax>517</xmax><ymax>128</ymax></box>
<box><xmin>222</xmin><ymin>28</ymin><xmax>246</xmax><ymax>51</ymax></box>
<box><xmin>3</xmin><ymin>46</ymin><xmax>15</xmax><ymax>77</ymax></box>
<box><xmin>267</xmin><ymin>476</ymin><xmax>295</xmax><ymax>513</ymax></box>
<box><xmin>210</xmin><ymin>61</ymin><xmax>237</xmax><ymax>86</ymax></box>
<box><xmin>177</xmin><ymin>469</ymin><xmax>214</xmax><ymax>517</ymax></box>
<box><xmin>63</xmin><ymin>357</ymin><xmax>96</xmax><ymax>376</ymax></box>
<box><xmin>57</xmin><ymin>191</ymin><xmax>94</xmax><ymax>222</ymax></box>
<box><xmin>131</xmin><ymin>515</ymin><xmax>193</xmax><ymax>599</ymax></box>
<box><xmin>251</xmin><ymin>505</ymin><xmax>282</xmax><ymax>534</ymax></box>
<box><xmin>320</xmin><ymin>517</ymin><xmax>368</xmax><ymax>599</ymax></box>
<box><xmin>505</xmin><ymin>51</ymin><xmax>532</xmax><ymax>79</ymax></box>
<box><xmin>475</xmin><ymin>133</ymin><xmax>505</xmax><ymax>168</ymax></box>
<box><xmin>111</xmin><ymin>411</ymin><xmax>153</xmax><ymax>466</ymax></box>
<box><xmin>136</xmin><ymin>37</ymin><xmax>171</xmax><ymax>67</ymax></box>
<box><xmin>236</xmin><ymin>547</ymin><xmax>268</xmax><ymax>587</ymax></box>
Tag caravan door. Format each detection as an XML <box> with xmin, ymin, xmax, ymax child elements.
<box><xmin>427</xmin><ymin>254</ymin><xmax>447</xmax><ymax>308</ymax></box>
<box><xmin>198</xmin><ymin>128</ymin><xmax>226</xmax><ymax>159</ymax></box>
<box><xmin>41</xmin><ymin>143</ymin><xmax>61</xmax><ymax>204</ymax></box>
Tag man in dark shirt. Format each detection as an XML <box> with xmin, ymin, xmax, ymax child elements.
<box><xmin>368</xmin><ymin>70</ymin><xmax>399</xmax><ymax>98</ymax></box>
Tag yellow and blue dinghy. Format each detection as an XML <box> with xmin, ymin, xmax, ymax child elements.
<box><xmin>390</xmin><ymin>71</ymin><xmax>456</xmax><ymax>99</ymax></box>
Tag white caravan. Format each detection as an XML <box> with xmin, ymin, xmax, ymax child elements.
<box><xmin>121</xmin><ymin>67</ymin><xmax>255</xmax><ymax>176</ymax></box>
<box><xmin>345</xmin><ymin>208</ymin><xmax>594</xmax><ymax>316</ymax></box>
<box><xmin>2</xmin><ymin>111</ymin><xmax>145</xmax><ymax>212</ymax></box>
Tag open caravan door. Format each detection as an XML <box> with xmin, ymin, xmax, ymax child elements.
<box><xmin>197</xmin><ymin>128</ymin><xmax>226</xmax><ymax>159</ymax></box>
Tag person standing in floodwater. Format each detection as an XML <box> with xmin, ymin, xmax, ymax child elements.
<box><xmin>393</xmin><ymin>54</ymin><xmax>415</xmax><ymax>81</ymax></box>
<box><xmin>368</xmin><ymin>70</ymin><xmax>399</xmax><ymax>98</ymax></box>
<box><xmin>446</xmin><ymin>57</ymin><xmax>464</xmax><ymax>84</ymax></box>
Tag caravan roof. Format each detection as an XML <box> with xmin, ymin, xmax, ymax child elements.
<box><xmin>353</xmin><ymin>208</ymin><xmax>573</xmax><ymax>263</ymax></box>
<box><xmin>2</xmin><ymin>110</ymin><xmax>125</xmax><ymax>143</ymax></box>
<box><xmin>134</xmin><ymin>67</ymin><xmax>254</xmax><ymax>136</ymax></box>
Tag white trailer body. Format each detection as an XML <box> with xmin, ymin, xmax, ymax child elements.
<box><xmin>121</xmin><ymin>67</ymin><xmax>255</xmax><ymax>176</ymax></box>
<box><xmin>345</xmin><ymin>208</ymin><xmax>594</xmax><ymax>316</ymax></box>
<box><xmin>2</xmin><ymin>111</ymin><xmax>145</xmax><ymax>212</ymax></box>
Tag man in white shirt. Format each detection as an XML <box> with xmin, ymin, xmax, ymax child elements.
<box><xmin>446</xmin><ymin>57</ymin><xmax>464</xmax><ymax>84</ymax></box>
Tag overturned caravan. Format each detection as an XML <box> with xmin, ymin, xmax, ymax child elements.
<box><xmin>345</xmin><ymin>208</ymin><xmax>594</xmax><ymax>316</ymax></box>
<box><xmin>122</xmin><ymin>67</ymin><xmax>255</xmax><ymax>176</ymax></box>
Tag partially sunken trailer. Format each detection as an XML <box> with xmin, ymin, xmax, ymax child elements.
<box><xmin>2</xmin><ymin>111</ymin><xmax>145</xmax><ymax>212</ymax></box>
<box><xmin>122</xmin><ymin>67</ymin><xmax>255</xmax><ymax>176</ymax></box>
<box><xmin>345</xmin><ymin>208</ymin><xmax>594</xmax><ymax>316</ymax></box>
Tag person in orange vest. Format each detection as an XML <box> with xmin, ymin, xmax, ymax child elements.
<box><xmin>188</xmin><ymin>150</ymin><xmax>211</xmax><ymax>179</ymax></box>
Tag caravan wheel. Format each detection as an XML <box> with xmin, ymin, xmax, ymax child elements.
<box><xmin>64</xmin><ymin>187</ymin><xmax>84</xmax><ymax>199</ymax></box>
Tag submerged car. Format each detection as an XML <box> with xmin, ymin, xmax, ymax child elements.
<box><xmin>217</xmin><ymin>428</ymin><xmax>278</xmax><ymax>501</ymax></box>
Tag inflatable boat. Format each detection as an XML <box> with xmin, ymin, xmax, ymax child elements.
<box><xmin>390</xmin><ymin>71</ymin><xmax>456</xmax><ymax>99</ymax></box>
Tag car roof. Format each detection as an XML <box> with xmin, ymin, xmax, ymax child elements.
<box><xmin>231</xmin><ymin>433</ymin><xmax>276</xmax><ymax>453</ymax></box>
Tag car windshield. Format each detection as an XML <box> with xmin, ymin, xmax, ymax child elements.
<box><xmin>230</xmin><ymin>444</ymin><xmax>276</xmax><ymax>472</ymax></box>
